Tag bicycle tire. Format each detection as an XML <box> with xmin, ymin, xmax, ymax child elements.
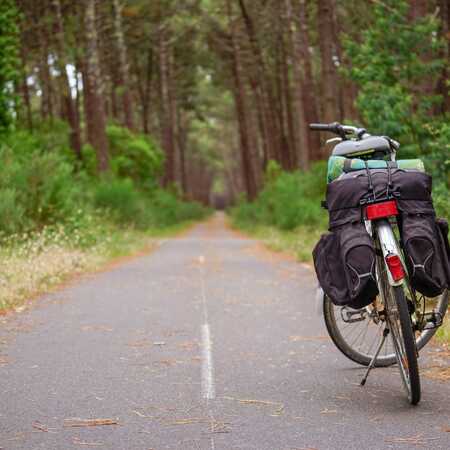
<box><xmin>324</xmin><ymin>289</ymin><xmax>448</xmax><ymax>368</ymax></box>
<box><xmin>388</xmin><ymin>285</ymin><xmax>421</xmax><ymax>405</ymax></box>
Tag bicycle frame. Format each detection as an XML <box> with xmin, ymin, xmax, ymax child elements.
<box><xmin>372</xmin><ymin>219</ymin><xmax>405</xmax><ymax>287</ymax></box>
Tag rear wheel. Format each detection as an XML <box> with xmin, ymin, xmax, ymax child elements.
<box><xmin>323</xmin><ymin>288</ymin><xmax>448</xmax><ymax>368</ymax></box>
<box><xmin>386</xmin><ymin>285</ymin><xmax>421</xmax><ymax>405</ymax></box>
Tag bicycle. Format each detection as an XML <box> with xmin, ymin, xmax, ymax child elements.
<box><xmin>310</xmin><ymin>122</ymin><xmax>449</xmax><ymax>405</ymax></box>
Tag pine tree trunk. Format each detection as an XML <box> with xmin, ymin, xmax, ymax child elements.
<box><xmin>286</xmin><ymin>0</ymin><xmax>310</xmax><ymax>170</ymax></box>
<box><xmin>38</xmin><ymin>26</ymin><xmax>54</xmax><ymax>121</ymax></box>
<box><xmin>19</xmin><ymin>42</ymin><xmax>33</xmax><ymax>130</ymax></box>
<box><xmin>141</xmin><ymin>48</ymin><xmax>154</xmax><ymax>134</ymax></box>
<box><xmin>83</xmin><ymin>0</ymin><xmax>109</xmax><ymax>172</ymax></box>
<box><xmin>177</xmin><ymin>108</ymin><xmax>188</xmax><ymax>194</ymax></box>
<box><xmin>168</xmin><ymin>48</ymin><xmax>180</xmax><ymax>186</ymax></box>
<box><xmin>275</xmin><ymin>37</ymin><xmax>291</xmax><ymax>170</ymax></box>
<box><xmin>237</xmin><ymin>0</ymin><xmax>282</xmax><ymax>164</ymax></box>
<box><xmin>296</xmin><ymin>0</ymin><xmax>321</xmax><ymax>160</ymax></box>
<box><xmin>159</xmin><ymin>26</ymin><xmax>176</xmax><ymax>186</ymax></box>
<box><xmin>227</xmin><ymin>0</ymin><xmax>258</xmax><ymax>200</ymax></box>
<box><xmin>317</xmin><ymin>0</ymin><xmax>339</xmax><ymax>124</ymax></box>
<box><xmin>246</xmin><ymin>75</ymin><xmax>270</xmax><ymax>168</ymax></box>
<box><xmin>52</xmin><ymin>0</ymin><xmax>82</xmax><ymax>159</ymax></box>
<box><xmin>111</xmin><ymin>0</ymin><xmax>134</xmax><ymax>130</ymax></box>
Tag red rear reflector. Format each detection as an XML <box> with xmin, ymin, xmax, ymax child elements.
<box><xmin>366</xmin><ymin>200</ymin><xmax>398</xmax><ymax>220</ymax></box>
<box><xmin>385</xmin><ymin>254</ymin><xmax>404</xmax><ymax>281</ymax></box>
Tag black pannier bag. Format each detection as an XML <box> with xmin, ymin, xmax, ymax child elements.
<box><xmin>436</xmin><ymin>218</ymin><xmax>450</xmax><ymax>284</ymax></box>
<box><xmin>313</xmin><ymin>232</ymin><xmax>349</xmax><ymax>306</ymax></box>
<box><xmin>325</xmin><ymin>168</ymin><xmax>434</xmax><ymax>229</ymax></box>
<box><xmin>436</xmin><ymin>218</ymin><xmax>450</xmax><ymax>265</ymax></box>
<box><xmin>320</xmin><ymin>165</ymin><xmax>449</xmax><ymax>298</ymax></box>
<box><xmin>400</xmin><ymin>214</ymin><xmax>448</xmax><ymax>297</ymax></box>
<box><xmin>313</xmin><ymin>222</ymin><xmax>378</xmax><ymax>309</ymax></box>
<box><xmin>339</xmin><ymin>222</ymin><xmax>379</xmax><ymax>308</ymax></box>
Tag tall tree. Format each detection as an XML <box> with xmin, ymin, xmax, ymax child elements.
<box><xmin>237</xmin><ymin>0</ymin><xmax>283</xmax><ymax>165</ymax></box>
<box><xmin>83</xmin><ymin>0</ymin><xmax>109</xmax><ymax>172</ymax></box>
<box><xmin>317</xmin><ymin>0</ymin><xmax>339</xmax><ymax>123</ymax></box>
<box><xmin>227</xmin><ymin>0</ymin><xmax>258</xmax><ymax>200</ymax></box>
<box><xmin>52</xmin><ymin>0</ymin><xmax>82</xmax><ymax>158</ymax></box>
<box><xmin>295</xmin><ymin>0</ymin><xmax>321</xmax><ymax>159</ymax></box>
<box><xmin>111</xmin><ymin>0</ymin><xmax>134</xmax><ymax>130</ymax></box>
<box><xmin>285</xmin><ymin>0</ymin><xmax>310</xmax><ymax>169</ymax></box>
<box><xmin>35</xmin><ymin>1</ymin><xmax>54</xmax><ymax>121</ymax></box>
<box><xmin>159</xmin><ymin>23</ymin><xmax>176</xmax><ymax>186</ymax></box>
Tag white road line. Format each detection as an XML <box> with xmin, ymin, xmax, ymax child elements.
<box><xmin>201</xmin><ymin>323</ymin><xmax>215</xmax><ymax>400</ymax></box>
<box><xmin>198</xmin><ymin>254</ymin><xmax>216</xmax><ymax>450</ymax></box>
<box><xmin>198</xmin><ymin>255</ymin><xmax>216</xmax><ymax>401</ymax></box>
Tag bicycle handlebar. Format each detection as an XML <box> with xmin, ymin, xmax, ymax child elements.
<box><xmin>309</xmin><ymin>122</ymin><xmax>370</xmax><ymax>140</ymax></box>
<box><xmin>309</xmin><ymin>123</ymin><xmax>335</xmax><ymax>132</ymax></box>
<box><xmin>309</xmin><ymin>122</ymin><xmax>346</xmax><ymax>136</ymax></box>
<box><xmin>309</xmin><ymin>121</ymin><xmax>400</xmax><ymax>151</ymax></box>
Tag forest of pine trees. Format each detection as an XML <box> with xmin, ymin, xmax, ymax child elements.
<box><xmin>0</xmin><ymin>0</ymin><xmax>448</xmax><ymax>220</ymax></box>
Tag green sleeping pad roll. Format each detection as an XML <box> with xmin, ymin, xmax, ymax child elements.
<box><xmin>327</xmin><ymin>156</ymin><xmax>425</xmax><ymax>183</ymax></box>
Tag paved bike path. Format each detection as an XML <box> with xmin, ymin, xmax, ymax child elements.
<box><xmin>1</xmin><ymin>215</ymin><xmax>449</xmax><ymax>449</ymax></box>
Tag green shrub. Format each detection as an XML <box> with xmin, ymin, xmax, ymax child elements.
<box><xmin>231</xmin><ymin>162</ymin><xmax>328</xmax><ymax>231</ymax></box>
<box><xmin>94</xmin><ymin>178</ymin><xmax>149</xmax><ymax>227</ymax></box>
<box><xmin>93</xmin><ymin>179</ymin><xmax>208</xmax><ymax>229</ymax></box>
<box><xmin>0</xmin><ymin>124</ymin><xmax>208</xmax><ymax>237</ymax></box>
<box><xmin>106</xmin><ymin>124</ymin><xmax>164</xmax><ymax>188</ymax></box>
<box><xmin>148</xmin><ymin>189</ymin><xmax>208</xmax><ymax>226</ymax></box>
<box><xmin>0</xmin><ymin>188</ymin><xmax>25</xmax><ymax>234</ymax></box>
<box><xmin>0</xmin><ymin>134</ymin><xmax>84</xmax><ymax>233</ymax></box>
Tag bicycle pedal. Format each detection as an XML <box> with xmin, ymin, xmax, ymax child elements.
<box><xmin>341</xmin><ymin>308</ymin><xmax>366</xmax><ymax>323</ymax></box>
<box><xmin>421</xmin><ymin>312</ymin><xmax>444</xmax><ymax>330</ymax></box>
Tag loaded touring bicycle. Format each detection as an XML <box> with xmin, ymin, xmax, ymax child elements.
<box><xmin>311</xmin><ymin>122</ymin><xmax>450</xmax><ymax>405</ymax></box>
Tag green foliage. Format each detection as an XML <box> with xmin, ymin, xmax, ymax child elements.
<box><xmin>94</xmin><ymin>178</ymin><xmax>147</xmax><ymax>227</ymax></box>
<box><xmin>422</xmin><ymin>121</ymin><xmax>450</xmax><ymax>186</ymax></box>
<box><xmin>0</xmin><ymin>124</ymin><xmax>208</xmax><ymax>236</ymax></box>
<box><xmin>0</xmin><ymin>131</ymin><xmax>83</xmax><ymax>234</ymax></box>
<box><xmin>94</xmin><ymin>179</ymin><xmax>208</xmax><ymax>229</ymax></box>
<box><xmin>344</xmin><ymin>0</ymin><xmax>444</xmax><ymax>152</ymax></box>
<box><xmin>0</xmin><ymin>0</ymin><xmax>20</xmax><ymax>131</ymax></box>
<box><xmin>231</xmin><ymin>162</ymin><xmax>328</xmax><ymax>231</ymax></box>
<box><xmin>106</xmin><ymin>125</ymin><xmax>164</xmax><ymax>188</ymax></box>
<box><xmin>148</xmin><ymin>189</ymin><xmax>209</xmax><ymax>227</ymax></box>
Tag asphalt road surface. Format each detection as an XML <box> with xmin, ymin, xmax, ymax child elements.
<box><xmin>1</xmin><ymin>214</ymin><xmax>449</xmax><ymax>450</ymax></box>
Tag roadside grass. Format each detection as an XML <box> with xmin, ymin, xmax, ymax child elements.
<box><xmin>0</xmin><ymin>218</ymin><xmax>198</xmax><ymax>313</ymax></box>
<box><xmin>235</xmin><ymin>223</ymin><xmax>322</xmax><ymax>263</ymax></box>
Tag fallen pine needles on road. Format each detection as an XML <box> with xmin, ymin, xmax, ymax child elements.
<box><xmin>222</xmin><ymin>396</ymin><xmax>284</xmax><ymax>416</ymax></box>
<box><xmin>32</xmin><ymin>421</ymin><xmax>55</xmax><ymax>433</ymax></box>
<box><xmin>72</xmin><ymin>437</ymin><xmax>104</xmax><ymax>447</ymax></box>
<box><xmin>384</xmin><ymin>434</ymin><xmax>440</xmax><ymax>446</ymax></box>
<box><xmin>64</xmin><ymin>418</ymin><xmax>120</xmax><ymax>428</ymax></box>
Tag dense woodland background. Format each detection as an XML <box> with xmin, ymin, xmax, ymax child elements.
<box><xmin>0</xmin><ymin>0</ymin><xmax>448</xmax><ymax>238</ymax></box>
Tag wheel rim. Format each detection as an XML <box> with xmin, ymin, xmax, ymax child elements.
<box><xmin>326</xmin><ymin>270</ymin><xmax>447</xmax><ymax>366</ymax></box>
<box><xmin>385</xmin><ymin>296</ymin><xmax>413</xmax><ymax>400</ymax></box>
<box><xmin>328</xmin><ymin>302</ymin><xmax>397</xmax><ymax>362</ymax></box>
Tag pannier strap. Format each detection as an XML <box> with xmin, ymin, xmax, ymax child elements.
<box><xmin>387</xmin><ymin>161</ymin><xmax>398</xmax><ymax>169</ymax></box>
<box><xmin>363</xmin><ymin>161</ymin><xmax>374</xmax><ymax>195</ymax></box>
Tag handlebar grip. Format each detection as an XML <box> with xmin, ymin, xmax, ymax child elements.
<box><xmin>309</xmin><ymin>123</ymin><xmax>332</xmax><ymax>131</ymax></box>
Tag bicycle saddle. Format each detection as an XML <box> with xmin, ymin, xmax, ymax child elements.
<box><xmin>332</xmin><ymin>136</ymin><xmax>391</xmax><ymax>159</ymax></box>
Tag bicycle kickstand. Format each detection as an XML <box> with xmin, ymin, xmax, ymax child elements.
<box><xmin>360</xmin><ymin>327</ymin><xmax>390</xmax><ymax>386</ymax></box>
